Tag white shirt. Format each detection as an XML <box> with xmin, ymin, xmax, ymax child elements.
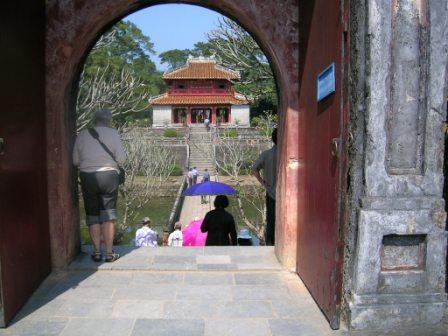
<box><xmin>135</xmin><ymin>226</ymin><xmax>158</xmax><ymax>247</ymax></box>
<box><xmin>192</xmin><ymin>168</ymin><xmax>198</xmax><ymax>176</ymax></box>
<box><xmin>72</xmin><ymin>126</ymin><xmax>126</xmax><ymax>173</ymax></box>
<box><xmin>168</xmin><ymin>230</ymin><xmax>183</xmax><ymax>247</ymax></box>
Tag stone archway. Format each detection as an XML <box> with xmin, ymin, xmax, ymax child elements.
<box><xmin>45</xmin><ymin>0</ymin><xmax>299</xmax><ymax>269</ymax></box>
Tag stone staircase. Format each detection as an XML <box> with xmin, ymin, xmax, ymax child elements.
<box><xmin>188</xmin><ymin>125</ymin><xmax>216</xmax><ymax>176</ymax></box>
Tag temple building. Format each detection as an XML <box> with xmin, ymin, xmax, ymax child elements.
<box><xmin>150</xmin><ymin>57</ymin><xmax>250</xmax><ymax>126</ymax></box>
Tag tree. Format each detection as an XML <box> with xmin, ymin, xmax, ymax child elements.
<box><xmin>159</xmin><ymin>49</ymin><xmax>191</xmax><ymax>69</ymax></box>
<box><xmin>191</xmin><ymin>41</ymin><xmax>215</xmax><ymax>57</ymax></box>
<box><xmin>251</xmin><ymin>111</ymin><xmax>278</xmax><ymax>137</ymax></box>
<box><xmin>77</xmin><ymin>20</ymin><xmax>165</xmax><ymax>128</ymax></box>
<box><xmin>76</xmin><ymin>65</ymin><xmax>151</xmax><ymax>131</ymax></box>
<box><xmin>83</xmin><ymin>21</ymin><xmax>156</xmax><ymax>77</ymax></box>
<box><xmin>115</xmin><ymin>130</ymin><xmax>178</xmax><ymax>241</ymax></box>
<box><xmin>206</xmin><ymin>17</ymin><xmax>276</xmax><ymax>105</ymax></box>
<box><xmin>214</xmin><ymin>134</ymin><xmax>270</xmax><ymax>243</ymax></box>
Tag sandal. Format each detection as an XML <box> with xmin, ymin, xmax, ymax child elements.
<box><xmin>105</xmin><ymin>251</ymin><xmax>120</xmax><ymax>262</ymax></box>
<box><xmin>91</xmin><ymin>251</ymin><xmax>102</xmax><ymax>262</ymax></box>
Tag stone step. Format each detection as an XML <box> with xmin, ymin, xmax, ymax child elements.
<box><xmin>189</xmin><ymin>166</ymin><xmax>215</xmax><ymax>170</ymax></box>
<box><xmin>189</xmin><ymin>157</ymin><xmax>213</xmax><ymax>161</ymax></box>
<box><xmin>189</xmin><ymin>158</ymin><xmax>214</xmax><ymax>162</ymax></box>
<box><xmin>190</xmin><ymin>163</ymin><xmax>214</xmax><ymax>166</ymax></box>
<box><xmin>189</xmin><ymin>157</ymin><xmax>214</xmax><ymax>161</ymax></box>
<box><xmin>189</xmin><ymin>161</ymin><xmax>214</xmax><ymax>164</ymax></box>
<box><xmin>189</xmin><ymin>168</ymin><xmax>215</xmax><ymax>172</ymax></box>
<box><xmin>190</xmin><ymin>164</ymin><xmax>214</xmax><ymax>167</ymax></box>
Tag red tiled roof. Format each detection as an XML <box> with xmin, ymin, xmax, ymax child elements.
<box><xmin>163</xmin><ymin>59</ymin><xmax>240</xmax><ymax>80</ymax></box>
<box><xmin>150</xmin><ymin>93</ymin><xmax>248</xmax><ymax>105</ymax></box>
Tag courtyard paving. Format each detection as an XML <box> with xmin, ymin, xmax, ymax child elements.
<box><xmin>178</xmin><ymin>195</ymin><xmax>216</xmax><ymax>228</ymax></box>
<box><xmin>0</xmin><ymin>246</ymin><xmax>346</xmax><ymax>336</ymax></box>
<box><xmin>1</xmin><ymin>246</ymin><xmax>445</xmax><ymax>336</ymax></box>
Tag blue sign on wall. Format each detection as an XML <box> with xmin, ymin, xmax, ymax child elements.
<box><xmin>317</xmin><ymin>63</ymin><xmax>335</xmax><ymax>101</ymax></box>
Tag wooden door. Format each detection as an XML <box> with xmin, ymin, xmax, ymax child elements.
<box><xmin>0</xmin><ymin>2</ymin><xmax>51</xmax><ymax>327</ymax></box>
<box><xmin>297</xmin><ymin>0</ymin><xmax>348</xmax><ymax>329</ymax></box>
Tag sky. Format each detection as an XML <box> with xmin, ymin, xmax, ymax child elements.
<box><xmin>125</xmin><ymin>4</ymin><xmax>224</xmax><ymax>71</ymax></box>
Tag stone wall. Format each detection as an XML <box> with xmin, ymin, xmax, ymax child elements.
<box><xmin>346</xmin><ymin>0</ymin><xmax>448</xmax><ymax>331</ymax></box>
<box><xmin>152</xmin><ymin>105</ymin><xmax>172</xmax><ymax>126</ymax></box>
<box><xmin>230</xmin><ymin>105</ymin><xmax>250</xmax><ymax>125</ymax></box>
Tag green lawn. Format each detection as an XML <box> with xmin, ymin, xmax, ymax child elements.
<box><xmin>80</xmin><ymin>195</ymin><xmax>175</xmax><ymax>245</ymax></box>
<box><xmin>79</xmin><ymin>193</ymin><xmax>264</xmax><ymax>246</ymax></box>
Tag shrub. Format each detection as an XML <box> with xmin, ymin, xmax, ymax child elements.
<box><xmin>170</xmin><ymin>165</ymin><xmax>183</xmax><ymax>176</ymax></box>
<box><xmin>163</xmin><ymin>129</ymin><xmax>178</xmax><ymax>138</ymax></box>
<box><xmin>226</xmin><ymin>129</ymin><xmax>238</xmax><ymax>138</ymax></box>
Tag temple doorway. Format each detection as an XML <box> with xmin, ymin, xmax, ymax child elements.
<box><xmin>172</xmin><ymin>108</ymin><xmax>187</xmax><ymax>125</ymax></box>
<box><xmin>191</xmin><ymin>108</ymin><xmax>211</xmax><ymax>124</ymax></box>
<box><xmin>216</xmin><ymin>107</ymin><xmax>230</xmax><ymax>124</ymax></box>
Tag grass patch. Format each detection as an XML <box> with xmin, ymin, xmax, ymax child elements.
<box><xmin>170</xmin><ymin>164</ymin><xmax>183</xmax><ymax>176</ymax></box>
<box><xmin>226</xmin><ymin>195</ymin><xmax>264</xmax><ymax>230</ymax></box>
<box><xmin>163</xmin><ymin>129</ymin><xmax>178</xmax><ymax>138</ymax></box>
<box><xmin>80</xmin><ymin>195</ymin><xmax>175</xmax><ymax>245</ymax></box>
<box><xmin>225</xmin><ymin>129</ymin><xmax>238</xmax><ymax>138</ymax></box>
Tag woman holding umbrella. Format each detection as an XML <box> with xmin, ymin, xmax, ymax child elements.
<box><xmin>201</xmin><ymin>195</ymin><xmax>237</xmax><ymax>246</ymax></box>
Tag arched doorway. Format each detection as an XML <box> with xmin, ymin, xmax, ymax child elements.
<box><xmin>46</xmin><ymin>0</ymin><xmax>298</xmax><ymax>269</ymax></box>
<box><xmin>47</xmin><ymin>0</ymin><xmax>343</xmax><ymax>327</ymax></box>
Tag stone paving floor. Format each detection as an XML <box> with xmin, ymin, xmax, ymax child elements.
<box><xmin>0</xmin><ymin>246</ymin><xmax>347</xmax><ymax>336</ymax></box>
<box><xmin>1</xmin><ymin>246</ymin><xmax>446</xmax><ymax>336</ymax></box>
<box><xmin>178</xmin><ymin>195</ymin><xmax>215</xmax><ymax>229</ymax></box>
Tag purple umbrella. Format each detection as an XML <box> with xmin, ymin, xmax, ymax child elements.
<box><xmin>182</xmin><ymin>181</ymin><xmax>237</xmax><ymax>196</ymax></box>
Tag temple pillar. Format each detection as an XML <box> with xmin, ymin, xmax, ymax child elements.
<box><xmin>186</xmin><ymin>106</ymin><xmax>191</xmax><ymax>125</ymax></box>
<box><xmin>211</xmin><ymin>106</ymin><xmax>216</xmax><ymax>124</ymax></box>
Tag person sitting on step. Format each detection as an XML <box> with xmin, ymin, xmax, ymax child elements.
<box><xmin>168</xmin><ymin>222</ymin><xmax>183</xmax><ymax>247</ymax></box>
<box><xmin>135</xmin><ymin>217</ymin><xmax>158</xmax><ymax>247</ymax></box>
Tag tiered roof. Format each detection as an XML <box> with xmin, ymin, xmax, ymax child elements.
<box><xmin>151</xmin><ymin>57</ymin><xmax>248</xmax><ymax>106</ymax></box>
<box><xmin>163</xmin><ymin>57</ymin><xmax>240</xmax><ymax>80</ymax></box>
<box><xmin>150</xmin><ymin>93</ymin><xmax>248</xmax><ymax>105</ymax></box>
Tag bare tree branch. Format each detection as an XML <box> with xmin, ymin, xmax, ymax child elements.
<box><xmin>206</xmin><ymin>17</ymin><xmax>275</xmax><ymax>102</ymax></box>
<box><xmin>115</xmin><ymin>130</ymin><xmax>177</xmax><ymax>240</ymax></box>
<box><xmin>76</xmin><ymin>65</ymin><xmax>151</xmax><ymax>131</ymax></box>
<box><xmin>214</xmin><ymin>133</ymin><xmax>269</xmax><ymax>243</ymax></box>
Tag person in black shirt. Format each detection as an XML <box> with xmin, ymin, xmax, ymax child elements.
<box><xmin>201</xmin><ymin>195</ymin><xmax>237</xmax><ymax>246</ymax></box>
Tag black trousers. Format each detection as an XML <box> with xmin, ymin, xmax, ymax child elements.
<box><xmin>265</xmin><ymin>194</ymin><xmax>276</xmax><ymax>245</ymax></box>
<box><xmin>80</xmin><ymin>170</ymin><xmax>119</xmax><ymax>225</ymax></box>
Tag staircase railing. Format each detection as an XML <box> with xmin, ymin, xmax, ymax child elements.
<box><xmin>166</xmin><ymin>175</ymin><xmax>188</xmax><ymax>233</ymax></box>
<box><xmin>212</xmin><ymin>125</ymin><xmax>219</xmax><ymax>182</ymax></box>
<box><xmin>186</xmin><ymin>125</ymin><xmax>191</xmax><ymax>169</ymax></box>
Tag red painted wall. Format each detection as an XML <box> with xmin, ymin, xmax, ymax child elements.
<box><xmin>168</xmin><ymin>80</ymin><xmax>232</xmax><ymax>95</ymax></box>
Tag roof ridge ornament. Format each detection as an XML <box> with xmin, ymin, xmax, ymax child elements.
<box><xmin>188</xmin><ymin>56</ymin><xmax>216</xmax><ymax>63</ymax></box>
<box><xmin>163</xmin><ymin>57</ymin><xmax>240</xmax><ymax>80</ymax></box>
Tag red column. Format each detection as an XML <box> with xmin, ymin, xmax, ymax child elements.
<box><xmin>211</xmin><ymin>106</ymin><xmax>216</xmax><ymax>124</ymax></box>
<box><xmin>186</xmin><ymin>107</ymin><xmax>191</xmax><ymax>125</ymax></box>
